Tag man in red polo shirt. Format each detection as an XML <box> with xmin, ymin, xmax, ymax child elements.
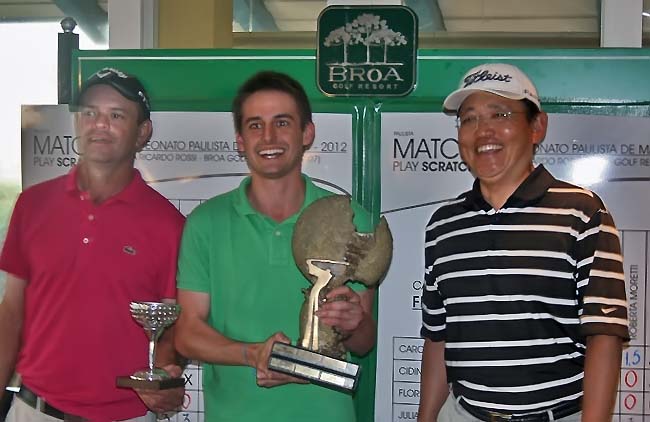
<box><xmin>0</xmin><ymin>68</ymin><xmax>185</xmax><ymax>421</ymax></box>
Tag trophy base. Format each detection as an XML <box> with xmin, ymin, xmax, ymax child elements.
<box><xmin>268</xmin><ymin>342</ymin><xmax>360</xmax><ymax>393</ymax></box>
<box><xmin>116</xmin><ymin>370</ymin><xmax>184</xmax><ymax>390</ymax></box>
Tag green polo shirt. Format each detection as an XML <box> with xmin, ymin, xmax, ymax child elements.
<box><xmin>177</xmin><ymin>175</ymin><xmax>369</xmax><ymax>422</ymax></box>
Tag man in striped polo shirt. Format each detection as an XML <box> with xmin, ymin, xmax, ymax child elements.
<box><xmin>418</xmin><ymin>63</ymin><xmax>629</xmax><ymax>422</ymax></box>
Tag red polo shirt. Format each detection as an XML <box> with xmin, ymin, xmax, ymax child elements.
<box><xmin>0</xmin><ymin>166</ymin><xmax>184</xmax><ymax>421</ymax></box>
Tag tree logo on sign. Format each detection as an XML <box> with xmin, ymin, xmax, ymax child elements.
<box><xmin>317</xmin><ymin>6</ymin><xmax>417</xmax><ymax>97</ymax></box>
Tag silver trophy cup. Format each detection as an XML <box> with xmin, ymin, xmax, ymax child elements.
<box><xmin>116</xmin><ymin>301</ymin><xmax>184</xmax><ymax>390</ymax></box>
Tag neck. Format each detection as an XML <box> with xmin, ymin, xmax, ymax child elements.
<box><xmin>247</xmin><ymin>173</ymin><xmax>306</xmax><ymax>222</ymax></box>
<box><xmin>480</xmin><ymin>164</ymin><xmax>535</xmax><ymax>210</ymax></box>
<box><xmin>76</xmin><ymin>161</ymin><xmax>135</xmax><ymax>204</ymax></box>
<box><xmin>480</xmin><ymin>185</ymin><xmax>512</xmax><ymax>210</ymax></box>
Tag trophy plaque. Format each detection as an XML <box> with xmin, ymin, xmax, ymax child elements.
<box><xmin>116</xmin><ymin>301</ymin><xmax>184</xmax><ymax>390</ymax></box>
<box><xmin>268</xmin><ymin>195</ymin><xmax>392</xmax><ymax>393</ymax></box>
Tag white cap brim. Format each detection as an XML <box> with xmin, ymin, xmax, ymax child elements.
<box><xmin>443</xmin><ymin>87</ymin><xmax>542</xmax><ymax>113</ymax></box>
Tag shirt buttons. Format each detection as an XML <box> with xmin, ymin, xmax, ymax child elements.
<box><xmin>88</xmin><ymin>214</ymin><xmax>95</xmax><ymax>221</ymax></box>
<box><xmin>275</xmin><ymin>230</ymin><xmax>282</xmax><ymax>236</ymax></box>
<box><xmin>82</xmin><ymin>237</ymin><xmax>90</xmax><ymax>244</ymax></box>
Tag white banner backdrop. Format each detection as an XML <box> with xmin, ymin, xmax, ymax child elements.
<box><xmin>377</xmin><ymin>112</ymin><xmax>650</xmax><ymax>422</ymax></box>
<box><xmin>21</xmin><ymin>105</ymin><xmax>354</xmax><ymax>422</ymax></box>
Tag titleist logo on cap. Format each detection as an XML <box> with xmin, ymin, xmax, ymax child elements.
<box><xmin>463</xmin><ymin>69</ymin><xmax>513</xmax><ymax>88</ymax></box>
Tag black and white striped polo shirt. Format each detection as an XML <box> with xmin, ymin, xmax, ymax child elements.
<box><xmin>421</xmin><ymin>165</ymin><xmax>629</xmax><ymax>413</ymax></box>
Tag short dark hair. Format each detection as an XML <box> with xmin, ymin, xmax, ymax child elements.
<box><xmin>522</xmin><ymin>99</ymin><xmax>540</xmax><ymax>122</ymax></box>
<box><xmin>232</xmin><ymin>71</ymin><xmax>312</xmax><ymax>133</ymax></box>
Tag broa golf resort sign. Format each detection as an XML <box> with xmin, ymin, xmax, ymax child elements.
<box><xmin>317</xmin><ymin>5</ymin><xmax>417</xmax><ymax>97</ymax></box>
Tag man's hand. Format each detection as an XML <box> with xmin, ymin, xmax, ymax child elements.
<box><xmin>250</xmin><ymin>332</ymin><xmax>308</xmax><ymax>388</ymax></box>
<box><xmin>316</xmin><ymin>285</ymin><xmax>364</xmax><ymax>337</ymax></box>
<box><xmin>135</xmin><ymin>364</ymin><xmax>184</xmax><ymax>414</ymax></box>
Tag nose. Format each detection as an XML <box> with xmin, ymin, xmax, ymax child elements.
<box><xmin>93</xmin><ymin>112</ymin><xmax>109</xmax><ymax>129</ymax></box>
<box><xmin>475</xmin><ymin>115</ymin><xmax>495</xmax><ymax>134</ymax></box>
<box><xmin>262</xmin><ymin>123</ymin><xmax>274</xmax><ymax>143</ymax></box>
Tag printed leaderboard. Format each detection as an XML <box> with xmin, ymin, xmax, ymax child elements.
<box><xmin>392</xmin><ymin>337</ymin><xmax>423</xmax><ymax>422</ymax></box>
<box><xmin>614</xmin><ymin>230</ymin><xmax>649</xmax><ymax>421</ymax></box>
<box><xmin>618</xmin><ymin>345</ymin><xmax>649</xmax><ymax>421</ymax></box>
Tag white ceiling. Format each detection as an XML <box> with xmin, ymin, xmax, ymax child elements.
<box><xmin>262</xmin><ymin>0</ymin><xmax>650</xmax><ymax>33</ymax></box>
<box><xmin>438</xmin><ymin>0</ymin><xmax>600</xmax><ymax>32</ymax></box>
<box><xmin>265</xmin><ymin>0</ymin><xmax>327</xmax><ymax>31</ymax></box>
<box><xmin>0</xmin><ymin>0</ymin><xmax>648</xmax><ymax>34</ymax></box>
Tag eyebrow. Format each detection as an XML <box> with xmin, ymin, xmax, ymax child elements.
<box><xmin>79</xmin><ymin>105</ymin><xmax>129</xmax><ymax>113</ymax></box>
<box><xmin>273</xmin><ymin>113</ymin><xmax>295</xmax><ymax>121</ymax></box>
<box><xmin>243</xmin><ymin>113</ymin><xmax>296</xmax><ymax>124</ymax></box>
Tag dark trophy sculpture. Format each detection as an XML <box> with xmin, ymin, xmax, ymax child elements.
<box><xmin>268</xmin><ymin>195</ymin><xmax>392</xmax><ymax>392</ymax></box>
<box><xmin>116</xmin><ymin>301</ymin><xmax>184</xmax><ymax>390</ymax></box>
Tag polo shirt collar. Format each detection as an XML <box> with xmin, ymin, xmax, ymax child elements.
<box><xmin>65</xmin><ymin>165</ymin><xmax>148</xmax><ymax>204</ymax></box>
<box><xmin>233</xmin><ymin>174</ymin><xmax>317</xmax><ymax>223</ymax></box>
<box><xmin>463</xmin><ymin>164</ymin><xmax>556</xmax><ymax>210</ymax></box>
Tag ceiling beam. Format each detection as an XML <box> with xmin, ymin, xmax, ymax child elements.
<box><xmin>53</xmin><ymin>0</ymin><xmax>107</xmax><ymax>44</ymax></box>
<box><xmin>234</xmin><ymin>0</ymin><xmax>279</xmax><ymax>32</ymax></box>
<box><xmin>405</xmin><ymin>0</ymin><xmax>446</xmax><ymax>32</ymax></box>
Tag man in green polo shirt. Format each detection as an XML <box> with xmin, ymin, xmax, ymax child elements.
<box><xmin>174</xmin><ymin>71</ymin><xmax>376</xmax><ymax>422</ymax></box>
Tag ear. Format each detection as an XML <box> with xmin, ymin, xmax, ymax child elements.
<box><xmin>530</xmin><ymin>112</ymin><xmax>548</xmax><ymax>146</ymax></box>
<box><xmin>302</xmin><ymin>121</ymin><xmax>315</xmax><ymax>150</ymax></box>
<box><xmin>135</xmin><ymin>119</ymin><xmax>153</xmax><ymax>152</ymax></box>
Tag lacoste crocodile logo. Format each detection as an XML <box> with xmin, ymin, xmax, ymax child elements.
<box><xmin>123</xmin><ymin>245</ymin><xmax>137</xmax><ymax>256</ymax></box>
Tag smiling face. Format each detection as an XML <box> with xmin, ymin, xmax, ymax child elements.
<box><xmin>236</xmin><ymin>89</ymin><xmax>314</xmax><ymax>181</ymax></box>
<box><xmin>457</xmin><ymin>91</ymin><xmax>547</xmax><ymax>197</ymax></box>
<box><xmin>75</xmin><ymin>84</ymin><xmax>151</xmax><ymax>170</ymax></box>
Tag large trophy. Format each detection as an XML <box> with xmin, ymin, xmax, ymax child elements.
<box><xmin>116</xmin><ymin>301</ymin><xmax>184</xmax><ymax>390</ymax></box>
<box><xmin>268</xmin><ymin>195</ymin><xmax>392</xmax><ymax>393</ymax></box>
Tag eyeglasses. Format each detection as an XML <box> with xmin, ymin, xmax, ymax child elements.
<box><xmin>456</xmin><ymin>111</ymin><xmax>527</xmax><ymax>131</ymax></box>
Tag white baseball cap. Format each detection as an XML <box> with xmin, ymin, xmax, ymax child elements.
<box><xmin>443</xmin><ymin>63</ymin><xmax>542</xmax><ymax>113</ymax></box>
